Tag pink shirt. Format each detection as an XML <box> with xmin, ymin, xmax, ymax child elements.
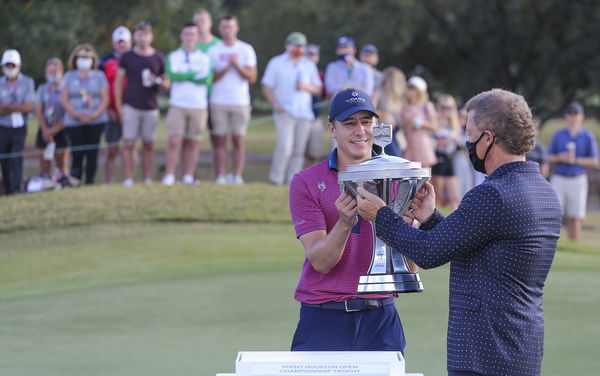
<box><xmin>289</xmin><ymin>151</ymin><xmax>393</xmax><ymax>303</ymax></box>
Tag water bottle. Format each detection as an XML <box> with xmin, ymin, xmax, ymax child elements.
<box><xmin>566</xmin><ymin>141</ymin><xmax>576</xmax><ymax>161</ymax></box>
<box><xmin>44</xmin><ymin>141</ymin><xmax>56</xmax><ymax>161</ymax></box>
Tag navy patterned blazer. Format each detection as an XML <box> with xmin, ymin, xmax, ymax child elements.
<box><xmin>375</xmin><ymin>161</ymin><xmax>561</xmax><ymax>376</ymax></box>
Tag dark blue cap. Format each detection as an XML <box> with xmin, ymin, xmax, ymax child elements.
<box><xmin>565</xmin><ymin>101</ymin><xmax>584</xmax><ymax>114</ymax></box>
<box><xmin>337</xmin><ymin>36</ymin><xmax>355</xmax><ymax>47</ymax></box>
<box><xmin>328</xmin><ymin>88</ymin><xmax>378</xmax><ymax>122</ymax></box>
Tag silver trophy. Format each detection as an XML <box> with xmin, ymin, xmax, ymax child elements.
<box><xmin>338</xmin><ymin>124</ymin><xmax>431</xmax><ymax>294</ymax></box>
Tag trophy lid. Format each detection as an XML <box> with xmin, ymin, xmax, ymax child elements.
<box><xmin>346</xmin><ymin>154</ymin><xmax>423</xmax><ymax>172</ymax></box>
<box><xmin>338</xmin><ymin>123</ymin><xmax>431</xmax><ymax>182</ymax></box>
<box><xmin>339</xmin><ymin>153</ymin><xmax>431</xmax><ymax>182</ymax></box>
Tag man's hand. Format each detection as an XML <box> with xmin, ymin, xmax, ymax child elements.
<box><xmin>407</xmin><ymin>181</ymin><xmax>436</xmax><ymax>223</ymax></box>
<box><xmin>115</xmin><ymin>105</ymin><xmax>124</xmax><ymax>120</ymax></box>
<box><xmin>228</xmin><ymin>54</ymin><xmax>238</xmax><ymax>67</ymax></box>
<box><xmin>41</xmin><ymin>127</ymin><xmax>51</xmax><ymax>142</ymax></box>
<box><xmin>77</xmin><ymin>113</ymin><xmax>92</xmax><ymax>124</ymax></box>
<box><xmin>561</xmin><ymin>151</ymin><xmax>576</xmax><ymax>164</ymax></box>
<box><xmin>336</xmin><ymin>191</ymin><xmax>359</xmax><ymax>227</ymax></box>
<box><xmin>356</xmin><ymin>187</ymin><xmax>386</xmax><ymax>222</ymax></box>
<box><xmin>274</xmin><ymin>104</ymin><xmax>286</xmax><ymax>114</ymax></box>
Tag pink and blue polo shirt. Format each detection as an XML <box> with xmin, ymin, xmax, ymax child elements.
<box><xmin>289</xmin><ymin>150</ymin><xmax>393</xmax><ymax>304</ymax></box>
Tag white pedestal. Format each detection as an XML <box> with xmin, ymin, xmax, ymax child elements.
<box><xmin>214</xmin><ymin>351</ymin><xmax>420</xmax><ymax>376</ymax></box>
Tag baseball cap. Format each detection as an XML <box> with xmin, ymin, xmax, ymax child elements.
<box><xmin>305</xmin><ymin>44</ymin><xmax>320</xmax><ymax>55</ymax></box>
<box><xmin>337</xmin><ymin>36</ymin><xmax>355</xmax><ymax>47</ymax></box>
<box><xmin>408</xmin><ymin>76</ymin><xmax>427</xmax><ymax>93</ymax></box>
<box><xmin>112</xmin><ymin>26</ymin><xmax>132</xmax><ymax>43</ymax></box>
<box><xmin>2</xmin><ymin>49</ymin><xmax>21</xmax><ymax>66</ymax></box>
<box><xmin>286</xmin><ymin>32</ymin><xmax>307</xmax><ymax>46</ymax></box>
<box><xmin>360</xmin><ymin>44</ymin><xmax>378</xmax><ymax>54</ymax></box>
<box><xmin>328</xmin><ymin>88</ymin><xmax>379</xmax><ymax>122</ymax></box>
<box><xmin>565</xmin><ymin>101</ymin><xmax>584</xmax><ymax>114</ymax></box>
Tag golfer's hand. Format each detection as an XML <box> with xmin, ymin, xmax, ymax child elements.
<box><xmin>336</xmin><ymin>191</ymin><xmax>358</xmax><ymax>227</ymax></box>
<box><xmin>356</xmin><ymin>187</ymin><xmax>386</xmax><ymax>222</ymax></box>
<box><xmin>409</xmin><ymin>181</ymin><xmax>436</xmax><ymax>223</ymax></box>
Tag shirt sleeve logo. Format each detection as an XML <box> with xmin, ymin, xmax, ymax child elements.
<box><xmin>317</xmin><ymin>182</ymin><xmax>326</xmax><ymax>191</ymax></box>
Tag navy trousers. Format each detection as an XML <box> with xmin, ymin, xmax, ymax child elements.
<box><xmin>0</xmin><ymin>126</ymin><xmax>26</xmax><ymax>195</ymax></box>
<box><xmin>291</xmin><ymin>304</ymin><xmax>406</xmax><ymax>352</ymax></box>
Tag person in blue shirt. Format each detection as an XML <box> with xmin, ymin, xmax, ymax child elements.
<box><xmin>548</xmin><ymin>102</ymin><xmax>599</xmax><ymax>241</ymax></box>
<box><xmin>357</xmin><ymin>89</ymin><xmax>562</xmax><ymax>376</ymax></box>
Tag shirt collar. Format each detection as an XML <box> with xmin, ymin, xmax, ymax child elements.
<box><xmin>327</xmin><ymin>148</ymin><xmax>379</xmax><ymax>172</ymax></box>
<box><xmin>488</xmin><ymin>161</ymin><xmax>540</xmax><ymax>179</ymax></box>
<box><xmin>328</xmin><ymin>149</ymin><xmax>339</xmax><ymax>171</ymax></box>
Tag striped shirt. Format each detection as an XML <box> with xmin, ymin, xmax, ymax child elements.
<box><xmin>289</xmin><ymin>150</ymin><xmax>392</xmax><ymax>304</ymax></box>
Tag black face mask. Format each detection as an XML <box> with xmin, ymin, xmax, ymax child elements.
<box><xmin>466</xmin><ymin>131</ymin><xmax>495</xmax><ymax>174</ymax></box>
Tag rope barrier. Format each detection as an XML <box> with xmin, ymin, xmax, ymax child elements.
<box><xmin>0</xmin><ymin>99</ymin><xmax>330</xmax><ymax>161</ymax></box>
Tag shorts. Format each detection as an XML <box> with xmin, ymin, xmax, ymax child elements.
<box><xmin>122</xmin><ymin>104</ymin><xmax>159</xmax><ymax>142</ymax></box>
<box><xmin>431</xmin><ymin>152</ymin><xmax>455</xmax><ymax>176</ymax></box>
<box><xmin>306</xmin><ymin>117</ymin><xmax>325</xmax><ymax>159</ymax></box>
<box><xmin>104</xmin><ymin>119</ymin><xmax>122</xmax><ymax>144</ymax></box>
<box><xmin>209</xmin><ymin>104</ymin><xmax>251</xmax><ymax>136</ymax></box>
<box><xmin>35</xmin><ymin>128</ymin><xmax>69</xmax><ymax>149</ymax></box>
<box><xmin>166</xmin><ymin>105</ymin><xmax>207</xmax><ymax>141</ymax></box>
<box><xmin>551</xmin><ymin>174</ymin><xmax>588</xmax><ymax>219</ymax></box>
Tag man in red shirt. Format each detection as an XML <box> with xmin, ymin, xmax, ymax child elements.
<box><xmin>100</xmin><ymin>26</ymin><xmax>131</xmax><ymax>184</ymax></box>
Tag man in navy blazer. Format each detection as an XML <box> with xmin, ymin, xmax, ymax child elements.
<box><xmin>357</xmin><ymin>89</ymin><xmax>562</xmax><ymax>376</ymax></box>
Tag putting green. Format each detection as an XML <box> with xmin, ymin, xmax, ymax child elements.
<box><xmin>0</xmin><ymin>222</ymin><xmax>598</xmax><ymax>375</ymax></box>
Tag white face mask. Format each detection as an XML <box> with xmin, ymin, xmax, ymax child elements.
<box><xmin>46</xmin><ymin>74</ymin><xmax>63</xmax><ymax>84</ymax></box>
<box><xmin>2</xmin><ymin>66</ymin><xmax>19</xmax><ymax>78</ymax></box>
<box><xmin>76</xmin><ymin>57</ymin><xmax>93</xmax><ymax>71</ymax></box>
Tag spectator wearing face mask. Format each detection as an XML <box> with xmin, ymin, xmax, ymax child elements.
<box><xmin>35</xmin><ymin>58</ymin><xmax>69</xmax><ymax>177</ymax></box>
<box><xmin>60</xmin><ymin>44</ymin><xmax>109</xmax><ymax>185</ymax></box>
<box><xmin>0</xmin><ymin>49</ymin><xmax>35</xmax><ymax>195</ymax></box>
<box><xmin>99</xmin><ymin>25</ymin><xmax>132</xmax><ymax>184</ymax></box>
<box><xmin>324</xmin><ymin>36</ymin><xmax>374</xmax><ymax>97</ymax></box>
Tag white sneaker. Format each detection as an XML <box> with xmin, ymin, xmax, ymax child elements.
<box><xmin>215</xmin><ymin>175</ymin><xmax>227</xmax><ymax>185</ymax></box>
<box><xmin>144</xmin><ymin>178</ymin><xmax>153</xmax><ymax>185</ymax></box>
<box><xmin>162</xmin><ymin>174</ymin><xmax>175</xmax><ymax>186</ymax></box>
<box><xmin>231</xmin><ymin>175</ymin><xmax>245</xmax><ymax>185</ymax></box>
<box><xmin>182</xmin><ymin>174</ymin><xmax>195</xmax><ymax>185</ymax></box>
<box><xmin>123</xmin><ymin>178</ymin><xmax>134</xmax><ymax>187</ymax></box>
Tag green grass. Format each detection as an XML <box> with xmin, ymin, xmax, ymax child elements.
<box><xmin>0</xmin><ymin>218</ymin><xmax>599</xmax><ymax>376</ymax></box>
<box><xmin>0</xmin><ymin>183</ymin><xmax>290</xmax><ymax>233</ymax></box>
<box><xmin>0</xmin><ymin>185</ymin><xmax>599</xmax><ymax>375</ymax></box>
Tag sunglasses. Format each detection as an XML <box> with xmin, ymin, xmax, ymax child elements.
<box><xmin>566</xmin><ymin>111</ymin><xmax>580</xmax><ymax>115</ymax></box>
<box><xmin>440</xmin><ymin>105</ymin><xmax>453</xmax><ymax>110</ymax></box>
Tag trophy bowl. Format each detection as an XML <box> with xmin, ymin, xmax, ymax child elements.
<box><xmin>338</xmin><ymin>124</ymin><xmax>431</xmax><ymax>294</ymax></box>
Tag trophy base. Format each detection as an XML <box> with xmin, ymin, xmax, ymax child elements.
<box><xmin>357</xmin><ymin>273</ymin><xmax>424</xmax><ymax>294</ymax></box>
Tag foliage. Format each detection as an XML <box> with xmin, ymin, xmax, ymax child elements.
<box><xmin>2</xmin><ymin>0</ymin><xmax>600</xmax><ymax>119</ymax></box>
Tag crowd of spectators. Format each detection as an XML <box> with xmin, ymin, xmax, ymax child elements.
<box><xmin>1</xmin><ymin>9</ymin><xmax>598</xmax><ymax>239</ymax></box>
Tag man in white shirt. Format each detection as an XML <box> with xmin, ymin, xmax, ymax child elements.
<box><xmin>162</xmin><ymin>22</ymin><xmax>212</xmax><ymax>186</ymax></box>
<box><xmin>207</xmin><ymin>14</ymin><xmax>257</xmax><ymax>185</ymax></box>
<box><xmin>262</xmin><ymin>32</ymin><xmax>322</xmax><ymax>185</ymax></box>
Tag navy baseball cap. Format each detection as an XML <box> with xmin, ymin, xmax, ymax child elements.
<box><xmin>328</xmin><ymin>88</ymin><xmax>379</xmax><ymax>122</ymax></box>
<box><xmin>565</xmin><ymin>101</ymin><xmax>584</xmax><ymax>114</ymax></box>
<box><xmin>360</xmin><ymin>44</ymin><xmax>378</xmax><ymax>54</ymax></box>
<box><xmin>337</xmin><ymin>36</ymin><xmax>355</xmax><ymax>47</ymax></box>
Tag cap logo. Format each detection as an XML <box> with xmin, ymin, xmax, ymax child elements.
<box><xmin>352</xmin><ymin>91</ymin><xmax>358</xmax><ymax>97</ymax></box>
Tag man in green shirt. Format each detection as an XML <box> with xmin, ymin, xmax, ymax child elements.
<box><xmin>194</xmin><ymin>9</ymin><xmax>222</xmax><ymax>178</ymax></box>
